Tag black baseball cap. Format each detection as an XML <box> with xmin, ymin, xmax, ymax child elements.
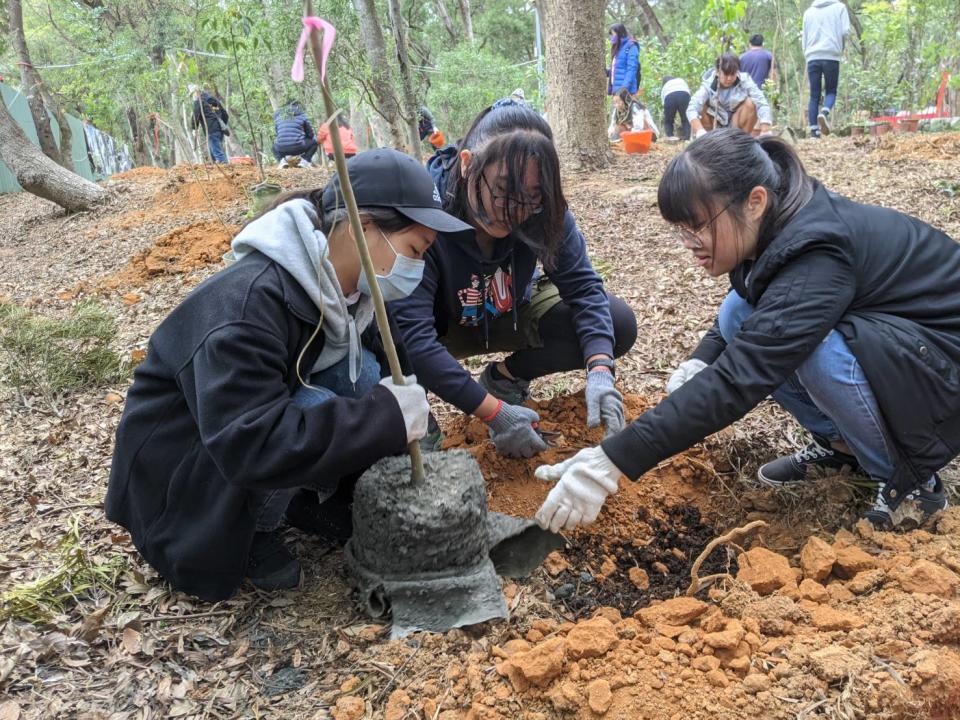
<box><xmin>321</xmin><ymin>148</ymin><xmax>472</xmax><ymax>233</ymax></box>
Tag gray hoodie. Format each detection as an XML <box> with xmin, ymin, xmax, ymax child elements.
<box><xmin>802</xmin><ymin>0</ymin><xmax>851</xmax><ymax>62</ymax></box>
<box><xmin>231</xmin><ymin>199</ymin><xmax>374</xmax><ymax>383</ymax></box>
<box><xmin>687</xmin><ymin>69</ymin><xmax>773</xmax><ymax>126</ymax></box>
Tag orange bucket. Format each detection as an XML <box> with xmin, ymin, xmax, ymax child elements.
<box><xmin>428</xmin><ymin>130</ymin><xmax>445</xmax><ymax>148</ymax></box>
<box><xmin>622</xmin><ymin>129</ymin><xmax>653</xmax><ymax>154</ymax></box>
<box><xmin>229</xmin><ymin>155</ymin><xmax>254</xmax><ymax>165</ymax></box>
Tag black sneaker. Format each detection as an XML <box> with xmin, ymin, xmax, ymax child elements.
<box><xmin>817</xmin><ymin>109</ymin><xmax>832</xmax><ymax>136</ymax></box>
<box><xmin>478</xmin><ymin>363</ymin><xmax>531</xmax><ymax>406</ymax></box>
<box><xmin>247</xmin><ymin>531</ymin><xmax>301</xmax><ymax>591</ymax></box>
<box><xmin>863</xmin><ymin>475</ymin><xmax>949</xmax><ymax>530</ymax></box>
<box><xmin>757</xmin><ymin>435</ymin><xmax>861</xmax><ymax>487</ymax></box>
<box><xmin>285</xmin><ymin>488</ymin><xmax>353</xmax><ymax>545</ymax></box>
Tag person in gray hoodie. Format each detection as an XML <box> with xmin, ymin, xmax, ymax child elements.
<box><xmin>803</xmin><ymin>0</ymin><xmax>851</xmax><ymax>137</ymax></box>
<box><xmin>688</xmin><ymin>53</ymin><xmax>773</xmax><ymax>138</ymax></box>
<box><xmin>105</xmin><ymin>149</ymin><xmax>472</xmax><ymax>600</ymax></box>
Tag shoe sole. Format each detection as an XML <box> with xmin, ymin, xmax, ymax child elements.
<box><xmin>248</xmin><ymin>562</ymin><xmax>302</xmax><ymax>591</ymax></box>
<box><xmin>817</xmin><ymin>114</ymin><xmax>831</xmax><ymax>136</ymax></box>
<box><xmin>864</xmin><ymin>497</ymin><xmax>948</xmax><ymax>531</ymax></box>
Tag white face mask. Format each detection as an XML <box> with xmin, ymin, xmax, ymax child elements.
<box><xmin>357</xmin><ymin>228</ymin><xmax>426</xmax><ymax>302</ymax></box>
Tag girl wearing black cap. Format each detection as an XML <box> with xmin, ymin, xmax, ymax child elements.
<box><xmin>390</xmin><ymin>102</ymin><xmax>638</xmax><ymax>459</ymax></box>
<box><xmin>535</xmin><ymin>129</ymin><xmax>957</xmax><ymax>534</ymax></box>
<box><xmin>106</xmin><ymin>149</ymin><xmax>472</xmax><ymax>601</ymax></box>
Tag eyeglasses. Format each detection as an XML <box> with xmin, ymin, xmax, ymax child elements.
<box><xmin>674</xmin><ymin>199</ymin><xmax>736</xmax><ymax>250</ymax></box>
<box><xmin>481</xmin><ymin>173</ymin><xmax>544</xmax><ymax>216</ymax></box>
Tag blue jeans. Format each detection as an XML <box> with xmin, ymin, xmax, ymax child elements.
<box><xmin>717</xmin><ymin>290</ymin><xmax>896</xmax><ymax>483</ymax></box>
<box><xmin>252</xmin><ymin>349</ymin><xmax>381</xmax><ymax>531</ymax></box>
<box><xmin>207</xmin><ymin>132</ymin><xmax>228</xmax><ymax>164</ymax></box>
<box><xmin>807</xmin><ymin>59</ymin><xmax>840</xmax><ymax>129</ymax></box>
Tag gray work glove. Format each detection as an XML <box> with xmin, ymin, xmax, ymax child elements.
<box><xmin>585</xmin><ymin>371</ymin><xmax>624</xmax><ymax>437</ymax></box>
<box><xmin>665</xmin><ymin>359</ymin><xmax>708</xmax><ymax>394</ymax></box>
<box><xmin>379</xmin><ymin>375</ymin><xmax>430</xmax><ymax>444</ymax></box>
<box><xmin>486</xmin><ymin>401</ymin><xmax>549</xmax><ymax>458</ymax></box>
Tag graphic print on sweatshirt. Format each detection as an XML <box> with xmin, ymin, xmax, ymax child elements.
<box><xmin>456</xmin><ymin>266</ymin><xmax>513</xmax><ymax>326</ymax></box>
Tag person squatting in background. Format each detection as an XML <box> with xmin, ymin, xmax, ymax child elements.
<box><xmin>391</xmin><ymin>103</ymin><xmax>638</xmax><ymax>460</ymax></box>
<box><xmin>106</xmin><ymin>149</ymin><xmax>473</xmax><ymax>601</ymax></box>
<box><xmin>609</xmin><ymin>87</ymin><xmax>659</xmax><ymax>140</ymax></box>
<box><xmin>660</xmin><ymin>76</ymin><xmax>691</xmax><ymax>141</ymax></box>
<box><xmin>534</xmin><ymin>129</ymin><xmax>957</xmax><ymax>535</ymax></box>
<box><xmin>317</xmin><ymin>115</ymin><xmax>358</xmax><ymax>161</ymax></box>
<box><xmin>688</xmin><ymin>53</ymin><xmax>773</xmax><ymax>138</ymax></box>
<box><xmin>803</xmin><ymin>0</ymin><xmax>851</xmax><ymax>137</ymax></box>
<box><xmin>272</xmin><ymin>99</ymin><xmax>318</xmax><ymax>167</ymax></box>
<box><xmin>189</xmin><ymin>84</ymin><xmax>229</xmax><ymax>164</ymax></box>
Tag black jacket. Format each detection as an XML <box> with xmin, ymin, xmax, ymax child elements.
<box><xmin>603</xmin><ymin>184</ymin><xmax>960</xmax><ymax>504</ymax></box>
<box><xmin>105</xmin><ymin>252</ymin><xmax>407</xmax><ymax>600</ymax></box>
<box><xmin>191</xmin><ymin>92</ymin><xmax>229</xmax><ymax>136</ymax></box>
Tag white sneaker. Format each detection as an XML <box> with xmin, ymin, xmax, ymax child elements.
<box><xmin>817</xmin><ymin>109</ymin><xmax>832</xmax><ymax>136</ymax></box>
<box><xmin>299</xmin><ymin>158</ymin><xmax>313</xmax><ymax>168</ymax></box>
<box><xmin>278</xmin><ymin>158</ymin><xmax>289</xmax><ymax>169</ymax></box>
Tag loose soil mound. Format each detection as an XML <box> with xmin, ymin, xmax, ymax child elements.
<box><xmin>873</xmin><ymin>131</ymin><xmax>960</xmax><ymax>160</ymax></box>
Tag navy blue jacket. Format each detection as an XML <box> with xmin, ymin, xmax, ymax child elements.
<box><xmin>603</xmin><ymin>184</ymin><xmax>960</xmax><ymax>503</ymax></box>
<box><xmin>388</xmin><ymin>149</ymin><xmax>616</xmax><ymax>414</ymax></box>
<box><xmin>191</xmin><ymin>92</ymin><xmax>228</xmax><ymax>136</ymax></box>
<box><xmin>609</xmin><ymin>39</ymin><xmax>640</xmax><ymax>95</ymax></box>
<box><xmin>273</xmin><ymin>103</ymin><xmax>315</xmax><ymax>149</ymax></box>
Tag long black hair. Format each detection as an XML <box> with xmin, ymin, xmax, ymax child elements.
<box><xmin>444</xmin><ymin>103</ymin><xmax>567</xmax><ymax>268</ymax></box>
<box><xmin>609</xmin><ymin>23</ymin><xmax>630</xmax><ymax>59</ymax></box>
<box><xmin>658</xmin><ymin>128</ymin><xmax>814</xmax><ymax>249</ymax></box>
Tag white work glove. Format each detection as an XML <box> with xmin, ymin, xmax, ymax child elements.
<box><xmin>665</xmin><ymin>359</ymin><xmax>707</xmax><ymax>394</ymax></box>
<box><xmin>379</xmin><ymin>375</ymin><xmax>430</xmax><ymax>444</ymax></box>
<box><xmin>534</xmin><ymin>446</ymin><xmax>622</xmax><ymax>533</ymax></box>
<box><xmin>694</xmin><ymin>128</ymin><xmax>708</xmax><ymax>139</ymax></box>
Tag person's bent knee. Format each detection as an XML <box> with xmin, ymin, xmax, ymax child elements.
<box><xmin>609</xmin><ymin>294</ymin><xmax>638</xmax><ymax>358</ymax></box>
<box><xmin>717</xmin><ymin>290</ymin><xmax>752</xmax><ymax>343</ymax></box>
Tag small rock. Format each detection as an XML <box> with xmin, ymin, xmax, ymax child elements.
<box><xmin>587</xmin><ymin>679</ymin><xmax>612</xmax><ymax>714</ymax></box>
<box><xmin>554</xmin><ymin>583</ymin><xmax>575</xmax><ymax>599</ymax></box>
<box><xmin>737</xmin><ymin>547</ymin><xmax>798</xmax><ymax>595</ymax></box>
<box><xmin>800</xmin><ymin>536</ymin><xmax>837</xmax><ymax>582</ymax></box>
<box><xmin>598</xmin><ymin>557</ymin><xmax>617</xmax><ymax>580</ymax></box>
<box><xmin>826</xmin><ymin>582</ymin><xmax>855</xmax><ymax>603</ymax></box>
<box><xmin>512</xmin><ymin>637</ymin><xmax>566</xmax><ymax>687</ymax></box>
<box><xmin>543</xmin><ymin>551</ymin><xmax>569</xmax><ymax>577</ymax></box>
<box><xmin>833</xmin><ymin>546</ymin><xmax>877</xmax><ymax>579</ymax></box>
<box><xmin>809</xmin><ymin>644</ymin><xmax>868</xmax><ymax>682</ymax></box>
<box><xmin>742</xmin><ymin>674</ymin><xmax>771</xmax><ymax>694</ymax></box>
<box><xmin>628</xmin><ymin>566</ymin><xmax>650</xmax><ymax>590</ymax></box>
<box><xmin>705</xmin><ymin>669</ymin><xmax>729</xmax><ymax>688</ymax></box>
<box><xmin>566</xmin><ymin>617</ymin><xmax>617</xmax><ymax>659</ymax></box>
<box><xmin>811</xmin><ymin>606</ymin><xmax>865</xmax><ymax>631</ymax></box>
<box><xmin>652</xmin><ymin>561</ymin><xmax>670</xmax><ymax>575</ymax></box>
<box><xmin>655</xmin><ymin>623</ymin><xmax>688</xmax><ymax>639</ymax></box>
<box><xmin>580</xmin><ymin>571</ymin><xmax>595</xmax><ymax>583</ymax></box>
<box><xmin>798</xmin><ymin>578</ymin><xmax>830</xmax><ymax>603</ymax></box>
<box><xmin>384</xmin><ymin>690</ymin><xmax>411</xmax><ymax>720</ymax></box>
<box><xmin>692</xmin><ymin>655</ymin><xmax>721</xmax><ymax>672</ymax></box>
<box><xmin>333</xmin><ymin>696</ymin><xmax>365</xmax><ymax>720</ymax></box>
<box><xmin>727</xmin><ymin>656</ymin><xmax>751</xmax><ymax>675</ymax></box>
<box><xmin>847</xmin><ymin>569</ymin><xmax>886</xmax><ymax>595</ymax></box>
<box><xmin>703</xmin><ymin>620</ymin><xmax>745</xmax><ymax>650</ymax></box>
<box><xmin>897</xmin><ymin>560</ymin><xmax>960</xmax><ymax>598</ymax></box>
<box><xmin>635</xmin><ymin>597</ymin><xmax>709</xmax><ymax>626</ymax></box>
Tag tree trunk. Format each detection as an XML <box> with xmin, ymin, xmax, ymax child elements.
<box><xmin>631</xmin><ymin>0</ymin><xmax>668</xmax><ymax>46</ymax></box>
<box><xmin>352</xmin><ymin>0</ymin><xmax>407</xmax><ymax>150</ymax></box>
<box><xmin>433</xmin><ymin>0</ymin><xmax>457</xmax><ymax>41</ymax></box>
<box><xmin>386</xmin><ymin>0</ymin><xmax>421</xmax><ymax>158</ymax></box>
<box><xmin>127</xmin><ymin>107</ymin><xmax>150</xmax><ymax>167</ymax></box>
<box><xmin>541</xmin><ymin>0</ymin><xmax>610</xmax><ymax>171</ymax></box>
<box><xmin>0</xmin><ymin>98</ymin><xmax>107</xmax><ymax>211</ymax></box>
<box><xmin>38</xmin><ymin>86</ymin><xmax>75</xmax><ymax>172</ymax></box>
<box><xmin>457</xmin><ymin>0</ymin><xmax>474</xmax><ymax>42</ymax></box>
<box><xmin>8</xmin><ymin>0</ymin><xmax>62</xmax><ymax>165</ymax></box>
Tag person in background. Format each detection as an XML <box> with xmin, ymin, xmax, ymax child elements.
<box><xmin>418</xmin><ymin>106</ymin><xmax>445</xmax><ymax>149</ymax></box>
<box><xmin>740</xmin><ymin>34</ymin><xmax>776</xmax><ymax>89</ymax></box>
<box><xmin>106</xmin><ymin>149</ymin><xmax>472</xmax><ymax>601</ymax></box>
<box><xmin>660</xmin><ymin>76</ymin><xmax>692</xmax><ymax>141</ymax></box>
<box><xmin>609</xmin><ymin>87</ymin><xmax>659</xmax><ymax>140</ymax></box>
<box><xmin>189</xmin><ymin>84</ymin><xmax>229</xmax><ymax>164</ymax></box>
<box><xmin>688</xmin><ymin>53</ymin><xmax>773</xmax><ymax>138</ymax></box>
<box><xmin>607</xmin><ymin>24</ymin><xmax>640</xmax><ymax>97</ymax></box>
<box><xmin>392</xmin><ymin>103</ymin><xmax>638</xmax><ymax>459</ymax></box>
<box><xmin>272</xmin><ymin>99</ymin><xmax>317</xmax><ymax>168</ymax></box>
<box><xmin>534</xmin><ymin>129</ymin><xmax>956</xmax><ymax>535</ymax></box>
<box><xmin>803</xmin><ymin>0</ymin><xmax>851</xmax><ymax>137</ymax></box>
<box><xmin>317</xmin><ymin>115</ymin><xmax>358</xmax><ymax>161</ymax></box>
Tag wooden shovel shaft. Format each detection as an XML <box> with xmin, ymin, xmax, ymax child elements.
<box><xmin>304</xmin><ymin>23</ymin><xmax>425</xmax><ymax>484</ymax></box>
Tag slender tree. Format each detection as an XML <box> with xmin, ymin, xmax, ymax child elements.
<box><xmin>386</xmin><ymin>0</ymin><xmax>421</xmax><ymax>157</ymax></box>
<box><xmin>541</xmin><ymin>0</ymin><xmax>610</xmax><ymax>171</ymax></box>
<box><xmin>0</xmin><ymin>98</ymin><xmax>107</xmax><ymax>211</ymax></box>
<box><xmin>458</xmin><ymin>0</ymin><xmax>474</xmax><ymax>42</ymax></box>
<box><xmin>8</xmin><ymin>0</ymin><xmax>62</xmax><ymax>165</ymax></box>
<box><xmin>351</xmin><ymin>0</ymin><xmax>406</xmax><ymax>149</ymax></box>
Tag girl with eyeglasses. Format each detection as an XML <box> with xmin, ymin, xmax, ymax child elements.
<box><xmin>535</xmin><ymin>128</ymin><xmax>959</xmax><ymax>534</ymax></box>
<box><xmin>390</xmin><ymin>102</ymin><xmax>638</xmax><ymax>459</ymax></box>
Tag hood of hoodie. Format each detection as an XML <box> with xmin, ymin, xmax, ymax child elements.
<box><xmin>231</xmin><ymin>199</ymin><xmax>375</xmax><ymax>381</ymax></box>
<box><xmin>811</xmin><ymin>0</ymin><xmax>839</xmax><ymax>6</ymax></box>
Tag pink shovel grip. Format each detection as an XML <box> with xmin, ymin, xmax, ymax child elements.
<box><xmin>291</xmin><ymin>16</ymin><xmax>336</xmax><ymax>83</ymax></box>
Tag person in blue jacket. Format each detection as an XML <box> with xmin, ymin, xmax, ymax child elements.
<box><xmin>608</xmin><ymin>24</ymin><xmax>640</xmax><ymax>96</ymax></box>
<box><xmin>390</xmin><ymin>102</ymin><xmax>638</xmax><ymax>460</ymax></box>
<box><xmin>272</xmin><ymin>99</ymin><xmax>318</xmax><ymax>167</ymax></box>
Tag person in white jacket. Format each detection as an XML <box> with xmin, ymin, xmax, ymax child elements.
<box><xmin>802</xmin><ymin>0</ymin><xmax>851</xmax><ymax>137</ymax></box>
<box><xmin>688</xmin><ymin>53</ymin><xmax>773</xmax><ymax>138</ymax></box>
